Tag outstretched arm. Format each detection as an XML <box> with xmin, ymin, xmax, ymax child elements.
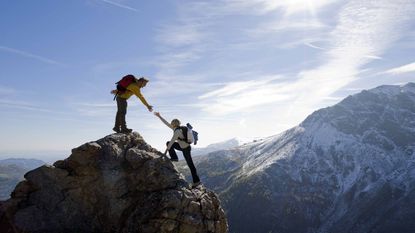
<box><xmin>154</xmin><ymin>112</ymin><xmax>174</xmax><ymax>130</ymax></box>
<box><xmin>130</xmin><ymin>85</ymin><xmax>153</xmax><ymax>112</ymax></box>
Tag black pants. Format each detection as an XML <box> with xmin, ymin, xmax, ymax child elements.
<box><xmin>115</xmin><ymin>97</ymin><xmax>127</xmax><ymax>128</ymax></box>
<box><xmin>167</xmin><ymin>142</ymin><xmax>200</xmax><ymax>183</ymax></box>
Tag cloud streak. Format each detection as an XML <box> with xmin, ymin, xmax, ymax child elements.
<box><xmin>0</xmin><ymin>46</ymin><xmax>62</xmax><ymax>65</ymax></box>
<box><xmin>0</xmin><ymin>86</ymin><xmax>16</xmax><ymax>96</ymax></box>
<box><xmin>99</xmin><ymin>0</ymin><xmax>139</xmax><ymax>12</ymax></box>
<box><xmin>198</xmin><ymin>77</ymin><xmax>293</xmax><ymax>115</ymax></box>
<box><xmin>304</xmin><ymin>42</ymin><xmax>326</xmax><ymax>50</ymax></box>
<box><xmin>384</xmin><ymin>62</ymin><xmax>415</xmax><ymax>75</ymax></box>
<box><xmin>0</xmin><ymin>99</ymin><xmax>54</xmax><ymax>113</ymax></box>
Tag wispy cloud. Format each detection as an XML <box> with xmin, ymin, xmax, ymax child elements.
<box><xmin>219</xmin><ymin>0</ymin><xmax>336</xmax><ymax>16</ymax></box>
<box><xmin>384</xmin><ymin>62</ymin><xmax>415</xmax><ymax>75</ymax></box>
<box><xmin>0</xmin><ymin>99</ymin><xmax>53</xmax><ymax>112</ymax></box>
<box><xmin>0</xmin><ymin>86</ymin><xmax>16</xmax><ymax>96</ymax></box>
<box><xmin>248</xmin><ymin>18</ymin><xmax>327</xmax><ymax>37</ymax></box>
<box><xmin>99</xmin><ymin>0</ymin><xmax>139</xmax><ymax>12</ymax></box>
<box><xmin>280</xmin><ymin>0</ymin><xmax>415</xmax><ymax>106</ymax></box>
<box><xmin>304</xmin><ymin>42</ymin><xmax>326</xmax><ymax>50</ymax></box>
<box><xmin>156</xmin><ymin>23</ymin><xmax>206</xmax><ymax>48</ymax></box>
<box><xmin>152</xmin><ymin>0</ymin><xmax>330</xmax><ymax>119</ymax></box>
<box><xmin>77</xmin><ymin>102</ymin><xmax>115</xmax><ymax>108</ymax></box>
<box><xmin>0</xmin><ymin>87</ymin><xmax>51</xmax><ymax>112</ymax></box>
<box><xmin>197</xmin><ymin>0</ymin><xmax>415</xmax><ymax>116</ymax></box>
<box><xmin>198</xmin><ymin>76</ymin><xmax>293</xmax><ymax>114</ymax></box>
<box><xmin>364</xmin><ymin>55</ymin><xmax>383</xmax><ymax>60</ymax></box>
<box><xmin>153</xmin><ymin>0</ymin><xmax>335</xmax><ymax>92</ymax></box>
<box><xmin>0</xmin><ymin>46</ymin><xmax>63</xmax><ymax>65</ymax></box>
<box><xmin>199</xmin><ymin>76</ymin><xmax>281</xmax><ymax>99</ymax></box>
<box><xmin>71</xmin><ymin>101</ymin><xmax>116</xmax><ymax>117</ymax></box>
<box><xmin>156</xmin><ymin>49</ymin><xmax>204</xmax><ymax>74</ymax></box>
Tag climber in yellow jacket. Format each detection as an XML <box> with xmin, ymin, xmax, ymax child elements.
<box><xmin>111</xmin><ymin>75</ymin><xmax>153</xmax><ymax>133</ymax></box>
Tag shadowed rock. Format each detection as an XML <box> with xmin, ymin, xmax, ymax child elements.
<box><xmin>0</xmin><ymin>133</ymin><xmax>228</xmax><ymax>233</ymax></box>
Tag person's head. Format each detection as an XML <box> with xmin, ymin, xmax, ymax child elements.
<box><xmin>136</xmin><ymin>77</ymin><xmax>149</xmax><ymax>88</ymax></box>
<box><xmin>171</xmin><ymin>119</ymin><xmax>181</xmax><ymax>129</ymax></box>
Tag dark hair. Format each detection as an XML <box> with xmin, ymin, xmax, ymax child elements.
<box><xmin>138</xmin><ymin>77</ymin><xmax>149</xmax><ymax>83</ymax></box>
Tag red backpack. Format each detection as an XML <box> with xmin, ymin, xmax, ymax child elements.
<box><xmin>113</xmin><ymin>75</ymin><xmax>136</xmax><ymax>100</ymax></box>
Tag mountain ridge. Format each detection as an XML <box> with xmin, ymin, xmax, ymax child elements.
<box><xmin>180</xmin><ymin>82</ymin><xmax>415</xmax><ymax>233</ymax></box>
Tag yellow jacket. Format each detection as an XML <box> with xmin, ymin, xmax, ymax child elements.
<box><xmin>118</xmin><ymin>82</ymin><xmax>150</xmax><ymax>107</ymax></box>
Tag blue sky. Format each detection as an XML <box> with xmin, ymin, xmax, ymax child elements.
<box><xmin>1</xmin><ymin>0</ymin><xmax>415</xmax><ymax>159</ymax></box>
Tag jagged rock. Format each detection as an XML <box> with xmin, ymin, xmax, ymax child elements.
<box><xmin>0</xmin><ymin>132</ymin><xmax>228</xmax><ymax>233</ymax></box>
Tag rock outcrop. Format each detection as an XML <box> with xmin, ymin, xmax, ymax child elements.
<box><xmin>0</xmin><ymin>133</ymin><xmax>228</xmax><ymax>233</ymax></box>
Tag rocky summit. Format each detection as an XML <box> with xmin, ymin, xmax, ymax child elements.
<box><xmin>0</xmin><ymin>133</ymin><xmax>228</xmax><ymax>233</ymax></box>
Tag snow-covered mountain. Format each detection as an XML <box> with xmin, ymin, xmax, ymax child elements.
<box><xmin>192</xmin><ymin>137</ymin><xmax>251</xmax><ymax>156</ymax></box>
<box><xmin>181</xmin><ymin>83</ymin><xmax>415</xmax><ymax>233</ymax></box>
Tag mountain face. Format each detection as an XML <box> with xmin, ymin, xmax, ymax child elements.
<box><xmin>182</xmin><ymin>83</ymin><xmax>415</xmax><ymax>233</ymax></box>
<box><xmin>0</xmin><ymin>159</ymin><xmax>45</xmax><ymax>200</ymax></box>
<box><xmin>0</xmin><ymin>133</ymin><xmax>228</xmax><ymax>233</ymax></box>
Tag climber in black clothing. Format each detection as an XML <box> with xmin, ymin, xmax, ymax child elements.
<box><xmin>154</xmin><ymin>112</ymin><xmax>201</xmax><ymax>188</ymax></box>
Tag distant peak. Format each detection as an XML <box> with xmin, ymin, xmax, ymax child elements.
<box><xmin>301</xmin><ymin>82</ymin><xmax>415</xmax><ymax>139</ymax></box>
<box><xmin>369</xmin><ymin>82</ymin><xmax>415</xmax><ymax>96</ymax></box>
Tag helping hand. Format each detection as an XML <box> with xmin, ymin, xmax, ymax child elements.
<box><xmin>154</xmin><ymin>112</ymin><xmax>161</xmax><ymax>117</ymax></box>
<box><xmin>148</xmin><ymin>105</ymin><xmax>153</xmax><ymax>112</ymax></box>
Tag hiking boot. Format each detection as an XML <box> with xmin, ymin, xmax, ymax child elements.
<box><xmin>113</xmin><ymin>126</ymin><xmax>121</xmax><ymax>133</ymax></box>
<box><xmin>120</xmin><ymin>127</ymin><xmax>133</xmax><ymax>133</ymax></box>
<box><xmin>191</xmin><ymin>181</ymin><xmax>201</xmax><ymax>189</ymax></box>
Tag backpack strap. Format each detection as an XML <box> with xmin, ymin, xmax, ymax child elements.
<box><xmin>113</xmin><ymin>91</ymin><xmax>118</xmax><ymax>101</ymax></box>
<box><xmin>176</xmin><ymin>126</ymin><xmax>189</xmax><ymax>143</ymax></box>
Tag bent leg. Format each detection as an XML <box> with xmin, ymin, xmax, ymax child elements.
<box><xmin>166</xmin><ymin>141</ymin><xmax>180</xmax><ymax>160</ymax></box>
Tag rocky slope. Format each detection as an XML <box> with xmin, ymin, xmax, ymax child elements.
<box><xmin>181</xmin><ymin>83</ymin><xmax>415</xmax><ymax>233</ymax></box>
<box><xmin>0</xmin><ymin>133</ymin><xmax>228</xmax><ymax>233</ymax></box>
